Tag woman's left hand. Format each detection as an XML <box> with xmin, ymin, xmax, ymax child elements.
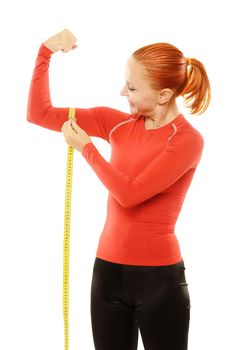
<box><xmin>61</xmin><ymin>118</ymin><xmax>92</xmax><ymax>153</ymax></box>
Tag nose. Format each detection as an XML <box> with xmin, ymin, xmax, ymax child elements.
<box><xmin>120</xmin><ymin>83</ymin><xmax>128</xmax><ymax>96</ymax></box>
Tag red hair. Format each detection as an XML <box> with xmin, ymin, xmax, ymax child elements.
<box><xmin>132</xmin><ymin>42</ymin><xmax>211</xmax><ymax>116</ymax></box>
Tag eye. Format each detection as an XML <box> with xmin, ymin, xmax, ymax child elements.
<box><xmin>128</xmin><ymin>87</ymin><xmax>135</xmax><ymax>91</ymax></box>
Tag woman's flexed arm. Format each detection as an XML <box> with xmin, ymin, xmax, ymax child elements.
<box><xmin>26</xmin><ymin>29</ymin><xmax>132</xmax><ymax>142</ymax></box>
<box><xmin>26</xmin><ymin>28</ymin><xmax>78</xmax><ymax>128</ymax></box>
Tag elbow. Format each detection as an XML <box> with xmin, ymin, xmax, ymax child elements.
<box><xmin>26</xmin><ymin>111</ymin><xmax>36</xmax><ymax>124</ymax></box>
<box><xmin>26</xmin><ymin>98</ymin><xmax>53</xmax><ymax>125</ymax></box>
<box><xmin>26</xmin><ymin>111</ymin><xmax>40</xmax><ymax>125</ymax></box>
<box><xmin>120</xmin><ymin>201</ymin><xmax>131</xmax><ymax>209</ymax></box>
<box><xmin>26</xmin><ymin>106</ymin><xmax>53</xmax><ymax>129</ymax></box>
<box><xmin>26</xmin><ymin>103</ymin><xmax>33</xmax><ymax>122</ymax></box>
<box><xmin>118</xmin><ymin>194</ymin><xmax>137</xmax><ymax>209</ymax></box>
<box><xmin>26</xmin><ymin>111</ymin><xmax>35</xmax><ymax>123</ymax></box>
<box><xmin>116</xmin><ymin>183</ymin><xmax>141</xmax><ymax>208</ymax></box>
<box><xmin>119</xmin><ymin>192</ymin><xmax>153</xmax><ymax>209</ymax></box>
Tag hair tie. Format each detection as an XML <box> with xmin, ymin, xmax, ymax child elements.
<box><xmin>187</xmin><ymin>58</ymin><xmax>192</xmax><ymax>66</ymax></box>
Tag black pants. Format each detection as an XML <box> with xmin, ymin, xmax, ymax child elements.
<box><xmin>90</xmin><ymin>257</ymin><xmax>191</xmax><ymax>350</ymax></box>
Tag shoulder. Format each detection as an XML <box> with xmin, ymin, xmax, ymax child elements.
<box><xmin>178</xmin><ymin>115</ymin><xmax>204</xmax><ymax>147</ymax></box>
<box><xmin>170</xmin><ymin>116</ymin><xmax>205</xmax><ymax>155</ymax></box>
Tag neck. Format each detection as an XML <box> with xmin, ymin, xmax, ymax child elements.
<box><xmin>145</xmin><ymin>100</ymin><xmax>181</xmax><ymax>128</ymax></box>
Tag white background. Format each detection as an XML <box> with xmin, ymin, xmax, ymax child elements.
<box><xmin>0</xmin><ymin>0</ymin><xmax>233</xmax><ymax>349</ymax></box>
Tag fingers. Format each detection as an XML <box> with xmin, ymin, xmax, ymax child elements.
<box><xmin>61</xmin><ymin>120</ymin><xmax>67</xmax><ymax>133</ymax></box>
<box><xmin>61</xmin><ymin>120</ymin><xmax>70</xmax><ymax>133</ymax></box>
<box><xmin>70</xmin><ymin>118</ymin><xmax>77</xmax><ymax>127</ymax></box>
<box><xmin>70</xmin><ymin>121</ymin><xmax>78</xmax><ymax>134</ymax></box>
<box><xmin>61</xmin><ymin>119</ymin><xmax>79</xmax><ymax>134</ymax></box>
<box><xmin>61</xmin><ymin>29</ymin><xmax>77</xmax><ymax>52</ymax></box>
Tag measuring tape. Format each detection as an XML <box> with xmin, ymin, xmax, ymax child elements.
<box><xmin>63</xmin><ymin>107</ymin><xmax>76</xmax><ymax>350</ymax></box>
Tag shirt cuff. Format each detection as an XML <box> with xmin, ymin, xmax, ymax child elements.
<box><xmin>81</xmin><ymin>141</ymin><xmax>95</xmax><ymax>158</ymax></box>
<box><xmin>39</xmin><ymin>43</ymin><xmax>54</xmax><ymax>57</ymax></box>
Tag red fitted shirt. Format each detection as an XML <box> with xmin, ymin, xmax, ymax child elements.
<box><xmin>27</xmin><ymin>43</ymin><xmax>204</xmax><ymax>266</ymax></box>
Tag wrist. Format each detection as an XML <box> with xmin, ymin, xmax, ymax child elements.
<box><xmin>43</xmin><ymin>41</ymin><xmax>57</xmax><ymax>53</ymax></box>
<box><xmin>81</xmin><ymin>141</ymin><xmax>92</xmax><ymax>153</ymax></box>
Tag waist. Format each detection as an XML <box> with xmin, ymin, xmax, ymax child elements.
<box><xmin>103</xmin><ymin>213</ymin><xmax>176</xmax><ymax>234</ymax></box>
<box><xmin>96</xmin><ymin>224</ymin><xmax>182</xmax><ymax>266</ymax></box>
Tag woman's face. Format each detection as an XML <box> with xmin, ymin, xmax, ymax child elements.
<box><xmin>120</xmin><ymin>56</ymin><xmax>161</xmax><ymax>117</ymax></box>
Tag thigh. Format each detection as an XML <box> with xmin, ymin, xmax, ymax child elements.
<box><xmin>90</xmin><ymin>258</ymin><xmax>139</xmax><ymax>350</ymax></box>
<box><xmin>135</xmin><ymin>262</ymin><xmax>191</xmax><ymax>350</ymax></box>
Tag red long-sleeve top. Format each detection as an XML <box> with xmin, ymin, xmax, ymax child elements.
<box><xmin>27</xmin><ymin>43</ymin><xmax>204</xmax><ymax>266</ymax></box>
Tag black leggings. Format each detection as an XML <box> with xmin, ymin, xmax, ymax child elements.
<box><xmin>90</xmin><ymin>257</ymin><xmax>191</xmax><ymax>350</ymax></box>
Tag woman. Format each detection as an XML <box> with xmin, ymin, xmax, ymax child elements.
<box><xmin>27</xmin><ymin>28</ymin><xmax>211</xmax><ymax>350</ymax></box>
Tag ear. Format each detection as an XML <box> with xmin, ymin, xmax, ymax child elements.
<box><xmin>158</xmin><ymin>89</ymin><xmax>174</xmax><ymax>104</ymax></box>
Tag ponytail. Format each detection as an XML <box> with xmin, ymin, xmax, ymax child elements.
<box><xmin>178</xmin><ymin>57</ymin><xmax>211</xmax><ymax>115</ymax></box>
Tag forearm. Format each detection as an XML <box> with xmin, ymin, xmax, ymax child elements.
<box><xmin>81</xmin><ymin>132</ymin><xmax>204</xmax><ymax>208</ymax></box>
<box><xmin>26</xmin><ymin>43</ymin><xmax>54</xmax><ymax>123</ymax></box>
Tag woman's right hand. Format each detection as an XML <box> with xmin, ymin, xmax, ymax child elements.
<box><xmin>43</xmin><ymin>28</ymin><xmax>78</xmax><ymax>53</ymax></box>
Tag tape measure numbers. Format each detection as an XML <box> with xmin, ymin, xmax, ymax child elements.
<box><xmin>63</xmin><ymin>107</ymin><xmax>76</xmax><ymax>350</ymax></box>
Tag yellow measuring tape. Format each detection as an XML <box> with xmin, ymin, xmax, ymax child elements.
<box><xmin>63</xmin><ymin>107</ymin><xmax>76</xmax><ymax>350</ymax></box>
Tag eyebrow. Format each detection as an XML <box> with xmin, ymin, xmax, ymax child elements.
<box><xmin>126</xmin><ymin>80</ymin><xmax>135</xmax><ymax>85</ymax></box>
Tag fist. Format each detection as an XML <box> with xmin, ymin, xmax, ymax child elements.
<box><xmin>43</xmin><ymin>28</ymin><xmax>78</xmax><ymax>53</ymax></box>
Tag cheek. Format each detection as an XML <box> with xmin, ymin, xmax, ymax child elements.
<box><xmin>140</xmin><ymin>95</ymin><xmax>155</xmax><ymax>107</ymax></box>
<box><xmin>133</xmin><ymin>96</ymin><xmax>153</xmax><ymax>111</ymax></box>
